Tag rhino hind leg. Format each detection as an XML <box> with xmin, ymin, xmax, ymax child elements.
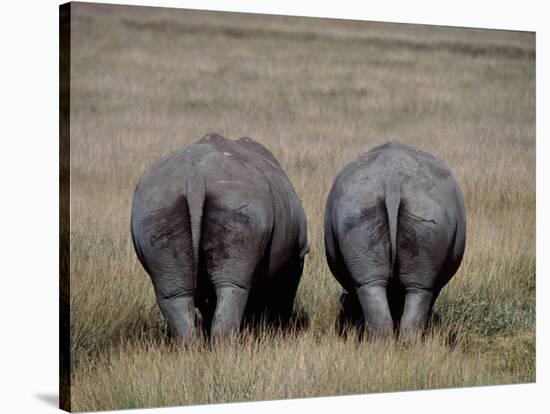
<box><xmin>201</xmin><ymin>198</ymin><xmax>271</xmax><ymax>340</ymax></box>
<box><xmin>138</xmin><ymin>250</ymin><xmax>199</xmax><ymax>343</ymax></box>
<box><xmin>203</xmin><ymin>236</ymin><xmax>262</xmax><ymax>341</ymax></box>
<box><xmin>396</xmin><ymin>199</ymin><xmax>454</xmax><ymax>337</ymax></box>
<box><xmin>156</xmin><ymin>291</ymin><xmax>198</xmax><ymax>342</ymax></box>
<box><xmin>147</xmin><ymin>254</ymin><xmax>198</xmax><ymax>342</ymax></box>
<box><xmin>399</xmin><ymin>287</ymin><xmax>434</xmax><ymax>337</ymax></box>
<box><xmin>339</xmin><ymin>229</ymin><xmax>394</xmax><ymax>337</ymax></box>
<box><xmin>210</xmin><ymin>282</ymin><xmax>249</xmax><ymax>340</ymax></box>
<box><xmin>356</xmin><ymin>283</ymin><xmax>394</xmax><ymax>338</ymax></box>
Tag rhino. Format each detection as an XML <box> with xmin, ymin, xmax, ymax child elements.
<box><xmin>131</xmin><ymin>133</ymin><xmax>309</xmax><ymax>341</ymax></box>
<box><xmin>324</xmin><ymin>141</ymin><xmax>466</xmax><ymax>337</ymax></box>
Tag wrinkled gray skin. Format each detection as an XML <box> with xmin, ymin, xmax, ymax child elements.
<box><xmin>325</xmin><ymin>142</ymin><xmax>466</xmax><ymax>338</ymax></box>
<box><xmin>131</xmin><ymin>133</ymin><xmax>309</xmax><ymax>342</ymax></box>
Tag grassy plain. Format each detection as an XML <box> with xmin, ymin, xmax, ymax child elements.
<box><xmin>67</xmin><ymin>3</ymin><xmax>535</xmax><ymax>411</ymax></box>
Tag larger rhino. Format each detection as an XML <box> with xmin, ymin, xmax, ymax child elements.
<box><xmin>324</xmin><ymin>141</ymin><xmax>466</xmax><ymax>337</ymax></box>
<box><xmin>131</xmin><ymin>133</ymin><xmax>309</xmax><ymax>341</ymax></box>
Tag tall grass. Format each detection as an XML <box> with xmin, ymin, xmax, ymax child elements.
<box><xmin>68</xmin><ymin>3</ymin><xmax>535</xmax><ymax>411</ymax></box>
<box><xmin>72</xmin><ymin>327</ymin><xmax>515</xmax><ymax>411</ymax></box>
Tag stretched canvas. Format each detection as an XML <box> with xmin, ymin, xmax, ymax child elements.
<box><xmin>59</xmin><ymin>2</ymin><xmax>535</xmax><ymax>412</ymax></box>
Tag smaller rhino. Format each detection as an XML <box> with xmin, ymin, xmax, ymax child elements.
<box><xmin>324</xmin><ymin>142</ymin><xmax>466</xmax><ymax>337</ymax></box>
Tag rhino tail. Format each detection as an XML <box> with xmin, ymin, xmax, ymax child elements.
<box><xmin>385</xmin><ymin>177</ymin><xmax>401</xmax><ymax>276</ymax></box>
<box><xmin>186</xmin><ymin>170</ymin><xmax>206</xmax><ymax>293</ymax></box>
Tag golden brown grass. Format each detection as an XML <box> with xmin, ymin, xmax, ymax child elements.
<box><xmin>67</xmin><ymin>3</ymin><xmax>535</xmax><ymax>412</ymax></box>
<box><xmin>71</xmin><ymin>327</ymin><xmax>517</xmax><ymax>411</ymax></box>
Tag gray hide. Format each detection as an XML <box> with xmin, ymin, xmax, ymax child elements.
<box><xmin>324</xmin><ymin>141</ymin><xmax>466</xmax><ymax>337</ymax></box>
<box><xmin>131</xmin><ymin>133</ymin><xmax>309</xmax><ymax>341</ymax></box>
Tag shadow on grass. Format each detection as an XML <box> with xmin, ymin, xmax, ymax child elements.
<box><xmin>334</xmin><ymin>306</ymin><xmax>462</xmax><ymax>349</ymax></box>
<box><xmin>142</xmin><ymin>307</ymin><xmax>312</xmax><ymax>352</ymax></box>
<box><xmin>243</xmin><ymin>308</ymin><xmax>310</xmax><ymax>336</ymax></box>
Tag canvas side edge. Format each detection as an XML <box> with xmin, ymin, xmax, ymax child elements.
<box><xmin>59</xmin><ymin>2</ymin><xmax>71</xmax><ymax>412</ymax></box>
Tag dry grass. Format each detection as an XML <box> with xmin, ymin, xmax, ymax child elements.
<box><xmin>71</xmin><ymin>327</ymin><xmax>517</xmax><ymax>411</ymax></box>
<box><xmin>67</xmin><ymin>3</ymin><xmax>535</xmax><ymax>412</ymax></box>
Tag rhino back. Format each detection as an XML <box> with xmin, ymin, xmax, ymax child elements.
<box><xmin>331</xmin><ymin>141</ymin><xmax>459</xmax><ymax>212</ymax></box>
<box><xmin>198</xmin><ymin>133</ymin><xmax>308</xmax><ymax>271</ymax></box>
<box><xmin>325</xmin><ymin>141</ymin><xmax>465</xmax><ymax>288</ymax></box>
<box><xmin>132</xmin><ymin>133</ymin><xmax>306</xmax><ymax>280</ymax></box>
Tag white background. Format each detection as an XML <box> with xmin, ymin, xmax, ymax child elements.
<box><xmin>0</xmin><ymin>0</ymin><xmax>547</xmax><ymax>412</ymax></box>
